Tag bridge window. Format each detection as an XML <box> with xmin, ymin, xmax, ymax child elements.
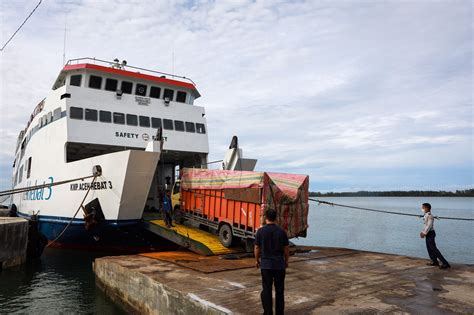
<box><xmin>176</xmin><ymin>91</ymin><xmax>187</xmax><ymax>103</ymax></box>
<box><xmin>85</xmin><ymin>109</ymin><xmax>98</xmax><ymax>121</ymax></box>
<box><xmin>126</xmin><ymin>114</ymin><xmax>138</xmax><ymax>126</ymax></box>
<box><xmin>163</xmin><ymin>89</ymin><xmax>174</xmax><ymax>101</ymax></box>
<box><xmin>150</xmin><ymin>86</ymin><xmax>161</xmax><ymax>99</ymax></box>
<box><xmin>139</xmin><ymin>116</ymin><xmax>150</xmax><ymax>127</ymax></box>
<box><xmin>113</xmin><ymin>112</ymin><xmax>125</xmax><ymax>124</ymax></box>
<box><xmin>47</xmin><ymin>111</ymin><xmax>53</xmax><ymax>123</ymax></box>
<box><xmin>121</xmin><ymin>81</ymin><xmax>133</xmax><ymax>94</ymax></box>
<box><xmin>151</xmin><ymin>117</ymin><xmax>162</xmax><ymax>128</ymax></box>
<box><xmin>185</xmin><ymin>122</ymin><xmax>195</xmax><ymax>133</ymax></box>
<box><xmin>135</xmin><ymin>84</ymin><xmax>147</xmax><ymax>96</ymax></box>
<box><xmin>196</xmin><ymin>123</ymin><xmax>206</xmax><ymax>134</ymax></box>
<box><xmin>163</xmin><ymin>119</ymin><xmax>173</xmax><ymax>130</ymax></box>
<box><xmin>99</xmin><ymin>111</ymin><xmax>111</xmax><ymax>123</ymax></box>
<box><xmin>70</xmin><ymin>74</ymin><xmax>82</xmax><ymax>87</ymax></box>
<box><xmin>105</xmin><ymin>78</ymin><xmax>118</xmax><ymax>92</ymax></box>
<box><xmin>174</xmin><ymin>120</ymin><xmax>185</xmax><ymax>131</ymax></box>
<box><xmin>89</xmin><ymin>75</ymin><xmax>102</xmax><ymax>89</ymax></box>
<box><xmin>70</xmin><ymin>107</ymin><xmax>83</xmax><ymax>120</ymax></box>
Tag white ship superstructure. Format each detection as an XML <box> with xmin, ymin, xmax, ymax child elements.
<box><xmin>11</xmin><ymin>58</ymin><xmax>209</xmax><ymax>248</ymax></box>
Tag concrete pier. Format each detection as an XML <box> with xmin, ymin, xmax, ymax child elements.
<box><xmin>0</xmin><ymin>217</ymin><xmax>28</xmax><ymax>269</ymax></box>
<box><xmin>94</xmin><ymin>247</ymin><xmax>474</xmax><ymax>314</ymax></box>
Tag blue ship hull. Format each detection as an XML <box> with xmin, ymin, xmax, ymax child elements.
<box><xmin>17</xmin><ymin>211</ymin><xmax>176</xmax><ymax>252</ymax></box>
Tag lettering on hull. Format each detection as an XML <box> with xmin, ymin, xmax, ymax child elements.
<box><xmin>115</xmin><ymin>131</ymin><xmax>167</xmax><ymax>141</ymax></box>
<box><xmin>70</xmin><ymin>181</ymin><xmax>112</xmax><ymax>191</ymax></box>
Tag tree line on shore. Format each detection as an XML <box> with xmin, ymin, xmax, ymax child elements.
<box><xmin>310</xmin><ymin>189</ymin><xmax>474</xmax><ymax>197</ymax></box>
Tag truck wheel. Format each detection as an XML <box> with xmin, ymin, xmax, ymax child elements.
<box><xmin>174</xmin><ymin>206</ymin><xmax>184</xmax><ymax>224</ymax></box>
<box><xmin>219</xmin><ymin>224</ymin><xmax>233</xmax><ymax>248</ymax></box>
<box><xmin>245</xmin><ymin>238</ymin><xmax>254</xmax><ymax>253</ymax></box>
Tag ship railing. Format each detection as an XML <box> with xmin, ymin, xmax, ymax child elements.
<box><xmin>66</xmin><ymin>57</ymin><xmax>197</xmax><ymax>86</ymax></box>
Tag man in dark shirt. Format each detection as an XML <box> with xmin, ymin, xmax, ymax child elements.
<box><xmin>254</xmin><ymin>209</ymin><xmax>289</xmax><ymax>315</ymax></box>
<box><xmin>163</xmin><ymin>190</ymin><xmax>174</xmax><ymax>228</ymax></box>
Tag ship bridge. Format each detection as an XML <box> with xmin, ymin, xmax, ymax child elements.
<box><xmin>54</xmin><ymin>58</ymin><xmax>209</xmax><ymax>210</ymax></box>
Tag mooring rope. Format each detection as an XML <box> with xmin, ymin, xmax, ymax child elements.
<box><xmin>309</xmin><ymin>198</ymin><xmax>474</xmax><ymax>221</ymax></box>
<box><xmin>46</xmin><ymin>175</ymin><xmax>98</xmax><ymax>248</ymax></box>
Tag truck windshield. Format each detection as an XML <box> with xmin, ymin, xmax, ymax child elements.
<box><xmin>173</xmin><ymin>181</ymin><xmax>180</xmax><ymax>194</ymax></box>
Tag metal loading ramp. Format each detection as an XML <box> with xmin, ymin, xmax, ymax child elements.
<box><xmin>142</xmin><ymin>219</ymin><xmax>241</xmax><ymax>256</ymax></box>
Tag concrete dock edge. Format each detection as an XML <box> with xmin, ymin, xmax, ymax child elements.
<box><xmin>94</xmin><ymin>259</ymin><xmax>230</xmax><ymax>315</ymax></box>
<box><xmin>94</xmin><ymin>248</ymin><xmax>474</xmax><ymax>314</ymax></box>
<box><xmin>0</xmin><ymin>217</ymin><xmax>28</xmax><ymax>269</ymax></box>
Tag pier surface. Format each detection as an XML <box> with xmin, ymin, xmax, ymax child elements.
<box><xmin>94</xmin><ymin>246</ymin><xmax>474</xmax><ymax>314</ymax></box>
<box><xmin>0</xmin><ymin>217</ymin><xmax>28</xmax><ymax>269</ymax></box>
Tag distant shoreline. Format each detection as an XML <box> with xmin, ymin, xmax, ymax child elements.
<box><xmin>310</xmin><ymin>189</ymin><xmax>474</xmax><ymax>197</ymax></box>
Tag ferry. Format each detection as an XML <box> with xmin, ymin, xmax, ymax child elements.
<box><xmin>10</xmin><ymin>58</ymin><xmax>209</xmax><ymax>250</ymax></box>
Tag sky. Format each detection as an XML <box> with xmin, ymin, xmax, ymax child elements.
<box><xmin>0</xmin><ymin>0</ymin><xmax>472</xmax><ymax>192</ymax></box>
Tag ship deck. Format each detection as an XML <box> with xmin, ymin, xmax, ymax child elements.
<box><xmin>94</xmin><ymin>246</ymin><xmax>474</xmax><ymax>314</ymax></box>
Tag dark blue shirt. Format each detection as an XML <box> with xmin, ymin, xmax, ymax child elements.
<box><xmin>255</xmin><ymin>223</ymin><xmax>289</xmax><ymax>270</ymax></box>
<box><xmin>163</xmin><ymin>195</ymin><xmax>172</xmax><ymax>212</ymax></box>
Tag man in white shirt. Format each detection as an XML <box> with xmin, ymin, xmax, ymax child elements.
<box><xmin>420</xmin><ymin>203</ymin><xmax>450</xmax><ymax>269</ymax></box>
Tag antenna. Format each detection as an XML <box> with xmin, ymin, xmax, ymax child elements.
<box><xmin>172</xmin><ymin>52</ymin><xmax>175</xmax><ymax>78</ymax></box>
<box><xmin>62</xmin><ymin>12</ymin><xmax>67</xmax><ymax>65</ymax></box>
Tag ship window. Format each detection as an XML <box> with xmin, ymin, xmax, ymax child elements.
<box><xmin>176</xmin><ymin>91</ymin><xmax>187</xmax><ymax>103</ymax></box>
<box><xmin>99</xmin><ymin>111</ymin><xmax>111</xmax><ymax>123</ymax></box>
<box><xmin>27</xmin><ymin>157</ymin><xmax>32</xmax><ymax>179</ymax></box>
<box><xmin>196</xmin><ymin>123</ymin><xmax>206</xmax><ymax>134</ymax></box>
<box><xmin>53</xmin><ymin>108</ymin><xmax>62</xmax><ymax>120</ymax></box>
<box><xmin>47</xmin><ymin>111</ymin><xmax>53</xmax><ymax>123</ymax></box>
<box><xmin>85</xmin><ymin>109</ymin><xmax>98</xmax><ymax>121</ymax></box>
<box><xmin>113</xmin><ymin>112</ymin><xmax>125</xmax><ymax>124</ymax></box>
<box><xmin>70</xmin><ymin>75</ymin><xmax>82</xmax><ymax>87</ymax></box>
<box><xmin>105</xmin><ymin>78</ymin><xmax>118</xmax><ymax>92</ymax></box>
<box><xmin>126</xmin><ymin>114</ymin><xmax>138</xmax><ymax>126</ymax></box>
<box><xmin>163</xmin><ymin>89</ymin><xmax>174</xmax><ymax>101</ymax></box>
<box><xmin>151</xmin><ymin>117</ymin><xmax>162</xmax><ymax>128</ymax></box>
<box><xmin>135</xmin><ymin>84</ymin><xmax>147</xmax><ymax>96</ymax></box>
<box><xmin>185</xmin><ymin>122</ymin><xmax>195</xmax><ymax>133</ymax></box>
<box><xmin>139</xmin><ymin>116</ymin><xmax>150</xmax><ymax>127</ymax></box>
<box><xmin>89</xmin><ymin>75</ymin><xmax>102</xmax><ymax>89</ymax></box>
<box><xmin>163</xmin><ymin>119</ymin><xmax>174</xmax><ymax>130</ymax></box>
<box><xmin>150</xmin><ymin>86</ymin><xmax>161</xmax><ymax>99</ymax></box>
<box><xmin>61</xmin><ymin>93</ymin><xmax>71</xmax><ymax>99</ymax></box>
<box><xmin>174</xmin><ymin>120</ymin><xmax>185</xmax><ymax>131</ymax></box>
<box><xmin>121</xmin><ymin>81</ymin><xmax>133</xmax><ymax>94</ymax></box>
<box><xmin>19</xmin><ymin>165</ymin><xmax>24</xmax><ymax>183</ymax></box>
<box><xmin>70</xmin><ymin>107</ymin><xmax>83</xmax><ymax>120</ymax></box>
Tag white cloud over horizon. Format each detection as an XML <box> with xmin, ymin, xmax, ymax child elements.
<box><xmin>0</xmin><ymin>0</ymin><xmax>472</xmax><ymax>192</ymax></box>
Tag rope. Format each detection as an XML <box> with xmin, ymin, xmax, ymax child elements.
<box><xmin>1</xmin><ymin>0</ymin><xmax>43</xmax><ymax>51</ymax></box>
<box><xmin>309</xmin><ymin>198</ymin><xmax>474</xmax><ymax>221</ymax></box>
<box><xmin>0</xmin><ymin>175</ymin><xmax>96</xmax><ymax>197</ymax></box>
<box><xmin>46</xmin><ymin>175</ymin><xmax>98</xmax><ymax>248</ymax></box>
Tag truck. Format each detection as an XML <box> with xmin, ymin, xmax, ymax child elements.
<box><xmin>173</xmin><ymin>168</ymin><xmax>309</xmax><ymax>248</ymax></box>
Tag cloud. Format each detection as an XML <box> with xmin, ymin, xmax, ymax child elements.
<box><xmin>0</xmin><ymin>0</ymin><xmax>472</xmax><ymax>192</ymax></box>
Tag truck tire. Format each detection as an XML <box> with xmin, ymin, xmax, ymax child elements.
<box><xmin>174</xmin><ymin>206</ymin><xmax>184</xmax><ymax>224</ymax></box>
<box><xmin>219</xmin><ymin>224</ymin><xmax>233</xmax><ymax>248</ymax></box>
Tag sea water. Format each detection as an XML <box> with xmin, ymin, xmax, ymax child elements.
<box><xmin>294</xmin><ymin>197</ymin><xmax>474</xmax><ymax>264</ymax></box>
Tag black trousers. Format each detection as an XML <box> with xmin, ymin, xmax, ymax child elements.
<box><xmin>261</xmin><ymin>269</ymin><xmax>286</xmax><ymax>315</ymax></box>
<box><xmin>164</xmin><ymin>211</ymin><xmax>172</xmax><ymax>226</ymax></box>
<box><xmin>426</xmin><ymin>230</ymin><xmax>449</xmax><ymax>266</ymax></box>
